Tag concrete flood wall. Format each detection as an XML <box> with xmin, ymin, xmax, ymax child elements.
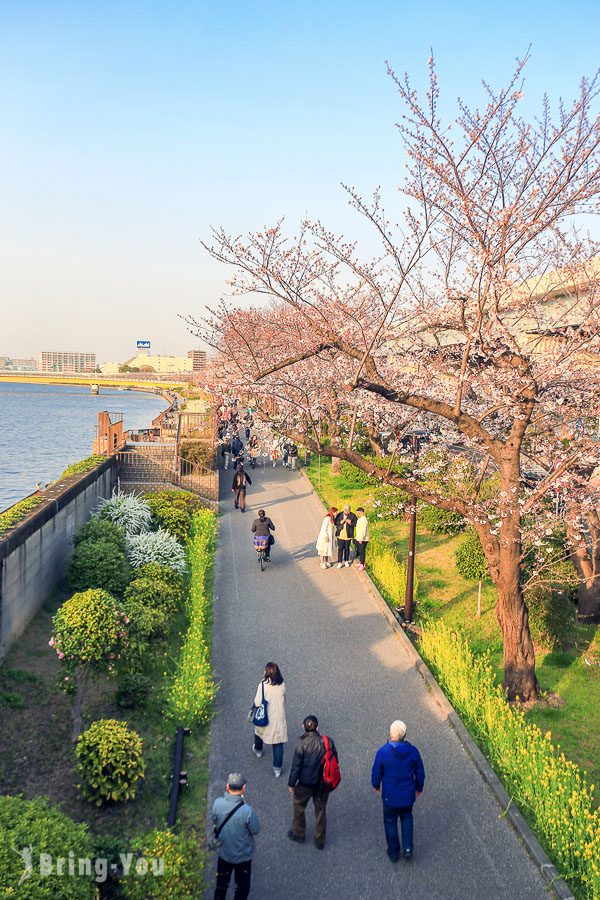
<box><xmin>0</xmin><ymin>458</ymin><xmax>118</xmax><ymax>661</ymax></box>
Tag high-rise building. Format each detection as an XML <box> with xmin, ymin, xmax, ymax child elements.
<box><xmin>188</xmin><ymin>349</ymin><xmax>207</xmax><ymax>371</ymax></box>
<box><xmin>40</xmin><ymin>351</ymin><xmax>97</xmax><ymax>373</ymax></box>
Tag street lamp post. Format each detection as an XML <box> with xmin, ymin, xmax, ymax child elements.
<box><xmin>403</xmin><ymin>434</ymin><xmax>420</xmax><ymax>624</ymax></box>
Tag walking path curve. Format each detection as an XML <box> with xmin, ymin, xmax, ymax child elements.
<box><xmin>207</xmin><ymin>461</ymin><xmax>547</xmax><ymax>899</ymax></box>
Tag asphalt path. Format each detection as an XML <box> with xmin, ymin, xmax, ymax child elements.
<box><xmin>206</xmin><ymin>459</ymin><xmax>547</xmax><ymax>899</ymax></box>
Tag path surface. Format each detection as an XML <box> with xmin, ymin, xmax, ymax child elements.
<box><xmin>207</xmin><ymin>461</ymin><xmax>547</xmax><ymax>899</ymax></box>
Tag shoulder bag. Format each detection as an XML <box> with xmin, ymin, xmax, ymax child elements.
<box><xmin>208</xmin><ymin>800</ymin><xmax>245</xmax><ymax>852</ymax></box>
<box><xmin>251</xmin><ymin>680</ymin><xmax>269</xmax><ymax>727</ymax></box>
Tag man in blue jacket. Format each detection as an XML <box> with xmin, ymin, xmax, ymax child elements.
<box><xmin>212</xmin><ymin>773</ymin><xmax>261</xmax><ymax>899</ymax></box>
<box><xmin>371</xmin><ymin>720</ymin><xmax>425</xmax><ymax>862</ymax></box>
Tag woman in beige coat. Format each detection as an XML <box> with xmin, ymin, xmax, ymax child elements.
<box><xmin>253</xmin><ymin>661</ymin><xmax>288</xmax><ymax>777</ymax></box>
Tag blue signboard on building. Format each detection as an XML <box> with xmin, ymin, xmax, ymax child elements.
<box><xmin>136</xmin><ymin>340</ymin><xmax>151</xmax><ymax>350</ymax></box>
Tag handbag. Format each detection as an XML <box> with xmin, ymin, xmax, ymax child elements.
<box><xmin>251</xmin><ymin>681</ymin><xmax>269</xmax><ymax>727</ymax></box>
<box><xmin>208</xmin><ymin>800</ymin><xmax>245</xmax><ymax>852</ymax></box>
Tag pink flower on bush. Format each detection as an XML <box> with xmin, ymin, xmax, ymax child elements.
<box><xmin>58</xmin><ymin>651</ymin><xmax>65</xmax><ymax>659</ymax></box>
<box><xmin>49</xmin><ymin>637</ymin><xmax>55</xmax><ymax>647</ymax></box>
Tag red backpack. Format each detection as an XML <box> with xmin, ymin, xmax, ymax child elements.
<box><xmin>321</xmin><ymin>735</ymin><xmax>341</xmax><ymax>793</ymax></box>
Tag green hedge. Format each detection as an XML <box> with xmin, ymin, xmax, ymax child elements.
<box><xmin>166</xmin><ymin>509</ymin><xmax>217</xmax><ymax>723</ymax></box>
<box><xmin>68</xmin><ymin>539</ymin><xmax>133</xmax><ymax>596</ymax></box>
<box><xmin>0</xmin><ymin>795</ymin><xmax>95</xmax><ymax>897</ymax></box>
<box><xmin>419</xmin><ymin>622</ymin><xmax>600</xmax><ymax>898</ymax></box>
<box><xmin>73</xmin><ymin>517</ymin><xmax>127</xmax><ymax>552</ymax></box>
<box><xmin>420</xmin><ymin>504</ymin><xmax>465</xmax><ymax>535</ymax></box>
<box><xmin>0</xmin><ymin>494</ymin><xmax>45</xmax><ymax>537</ymax></box>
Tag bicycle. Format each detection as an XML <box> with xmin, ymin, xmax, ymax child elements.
<box><xmin>253</xmin><ymin>535</ymin><xmax>270</xmax><ymax>572</ymax></box>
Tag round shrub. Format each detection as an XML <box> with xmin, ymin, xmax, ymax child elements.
<box><xmin>420</xmin><ymin>504</ymin><xmax>465</xmax><ymax>535</ymax></box>
<box><xmin>73</xmin><ymin>517</ymin><xmax>127</xmax><ymax>552</ymax></box>
<box><xmin>120</xmin><ymin>829</ymin><xmax>205</xmax><ymax>899</ymax></box>
<box><xmin>51</xmin><ymin>589</ymin><xmax>127</xmax><ymax>668</ymax></box>
<box><xmin>0</xmin><ymin>795</ymin><xmax>95</xmax><ymax>898</ymax></box>
<box><xmin>525</xmin><ymin>586</ymin><xmax>575</xmax><ymax>651</ymax></box>
<box><xmin>96</xmin><ymin>490</ymin><xmax>152</xmax><ymax>535</ymax></box>
<box><xmin>367</xmin><ymin>484</ymin><xmax>410</xmax><ymax>520</ymax></box>
<box><xmin>134</xmin><ymin>562</ymin><xmax>185</xmax><ymax>594</ymax></box>
<box><xmin>68</xmin><ymin>539</ymin><xmax>133</xmax><ymax>596</ymax></box>
<box><xmin>125</xmin><ymin>576</ymin><xmax>182</xmax><ymax>617</ymax></box>
<box><xmin>126</xmin><ymin>529</ymin><xmax>188</xmax><ymax>575</ymax></box>
<box><xmin>76</xmin><ymin>719</ymin><xmax>144</xmax><ymax>805</ymax></box>
<box><xmin>455</xmin><ymin>529</ymin><xmax>489</xmax><ymax>580</ymax></box>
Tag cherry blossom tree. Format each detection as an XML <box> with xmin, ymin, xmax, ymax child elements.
<box><xmin>194</xmin><ymin>58</ymin><xmax>600</xmax><ymax>701</ymax></box>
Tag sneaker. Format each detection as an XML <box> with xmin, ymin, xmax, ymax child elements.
<box><xmin>287</xmin><ymin>830</ymin><xmax>305</xmax><ymax>843</ymax></box>
<box><xmin>320</xmin><ymin>563</ymin><xmax>327</xmax><ymax>569</ymax></box>
<box><xmin>387</xmin><ymin>851</ymin><xmax>400</xmax><ymax>863</ymax></box>
<box><xmin>252</xmin><ymin>746</ymin><xmax>263</xmax><ymax>758</ymax></box>
<box><xmin>336</xmin><ymin>562</ymin><xmax>343</xmax><ymax>569</ymax></box>
<box><xmin>344</xmin><ymin>561</ymin><xmax>351</xmax><ymax>567</ymax></box>
<box><xmin>273</xmin><ymin>767</ymin><xmax>282</xmax><ymax>778</ymax></box>
<box><xmin>315</xmin><ymin>840</ymin><xmax>325</xmax><ymax>850</ymax></box>
<box><xmin>403</xmin><ymin>849</ymin><xmax>413</xmax><ymax>861</ymax></box>
<box><xmin>356</xmin><ymin>563</ymin><xmax>365</xmax><ymax>571</ymax></box>
<box><xmin>325</xmin><ymin>562</ymin><xmax>332</xmax><ymax>568</ymax></box>
<box><xmin>264</xmin><ymin>557</ymin><xmax>271</xmax><ymax>563</ymax></box>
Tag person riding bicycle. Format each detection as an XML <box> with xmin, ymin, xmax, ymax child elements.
<box><xmin>251</xmin><ymin>509</ymin><xmax>275</xmax><ymax>561</ymax></box>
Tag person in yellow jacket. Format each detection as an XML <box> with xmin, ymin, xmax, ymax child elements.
<box><xmin>354</xmin><ymin>507</ymin><xmax>370</xmax><ymax>571</ymax></box>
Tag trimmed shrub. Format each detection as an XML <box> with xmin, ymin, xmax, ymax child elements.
<box><xmin>134</xmin><ymin>562</ymin><xmax>185</xmax><ymax>595</ymax></box>
<box><xmin>145</xmin><ymin>490</ymin><xmax>204</xmax><ymax>542</ymax></box>
<box><xmin>167</xmin><ymin>510</ymin><xmax>217</xmax><ymax>723</ymax></box>
<box><xmin>76</xmin><ymin>719</ymin><xmax>144</xmax><ymax>805</ymax></box>
<box><xmin>120</xmin><ymin>829</ymin><xmax>205</xmax><ymax>899</ymax></box>
<box><xmin>51</xmin><ymin>589</ymin><xmax>127</xmax><ymax>668</ymax></box>
<box><xmin>367</xmin><ymin>532</ymin><xmax>419</xmax><ymax>609</ymax></box>
<box><xmin>367</xmin><ymin>483</ymin><xmax>410</xmax><ymax>520</ymax></box>
<box><xmin>419</xmin><ymin>504</ymin><xmax>464</xmax><ymax>535</ymax></box>
<box><xmin>120</xmin><ymin>594</ymin><xmax>168</xmax><ymax>660</ymax></box>
<box><xmin>418</xmin><ymin>622</ymin><xmax>600</xmax><ymax>898</ymax></box>
<box><xmin>127</xmin><ymin>529</ymin><xmax>188</xmax><ymax>575</ymax></box>
<box><xmin>525</xmin><ymin>585</ymin><xmax>575</xmax><ymax>651</ymax></box>
<box><xmin>0</xmin><ymin>795</ymin><xmax>95</xmax><ymax>898</ymax></box>
<box><xmin>95</xmin><ymin>490</ymin><xmax>152</xmax><ymax>535</ymax></box>
<box><xmin>68</xmin><ymin>539</ymin><xmax>132</xmax><ymax>596</ymax></box>
<box><xmin>125</xmin><ymin>576</ymin><xmax>182</xmax><ymax>617</ymax></box>
<box><xmin>455</xmin><ymin>529</ymin><xmax>489</xmax><ymax>580</ymax></box>
<box><xmin>73</xmin><ymin>517</ymin><xmax>127</xmax><ymax>552</ymax></box>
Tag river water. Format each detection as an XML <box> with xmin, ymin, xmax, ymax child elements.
<box><xmin>0</xmin><ymin>382</ymin><xmax>168</xmax><ymax>511</ymax></box>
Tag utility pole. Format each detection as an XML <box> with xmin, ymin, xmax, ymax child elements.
<box><xmin>403</xmin><ymin>434</ymin><xmax>420</xmax><ymax>624</ymax></box>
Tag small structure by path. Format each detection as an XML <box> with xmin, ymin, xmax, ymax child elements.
<box><xmin>207</xmin><ymin>461</ymin><xmax>547</xmax><ymax>899</ymax></box>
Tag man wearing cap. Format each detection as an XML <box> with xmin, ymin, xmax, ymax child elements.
<box><xmin>371</xmin><ymin>720</ymin><xmax>425</xmax><ymax>862</ymax></box>
<box><xmin>212</xmin><ymin>773</ymin><xmax>261</xmax><ymax>899</ymax></box>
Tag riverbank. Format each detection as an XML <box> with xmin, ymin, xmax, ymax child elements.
<box><xmin>0</xmin><ymin>372</ymin><xmax>185</xmax><ymax>390</ymax></box>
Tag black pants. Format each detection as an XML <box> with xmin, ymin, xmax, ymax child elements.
<box><xmin>214</xmin><ymin>857</ymin><xmax>252</xmax><ymax>900</ymax></box>
<box><xmin>355</xmin><ymin>540</ymin><xmax>368</xmax><ymax>565</ymax></box>
<box><xmin>337</xmin><ymin>539</ymin><xmax>351</xmax><ymax>562</ymax></box>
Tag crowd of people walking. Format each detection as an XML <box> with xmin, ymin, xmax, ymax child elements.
<box><xmin>212</xmin><ymin>402</ymin><xmax>426</xmax><ymax>899</ymax></box>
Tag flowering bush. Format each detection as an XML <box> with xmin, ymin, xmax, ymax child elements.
<box><xmin>120</xmin><ymin>829</ymin><xmax>205</xmax><ymax>899</ymax></box>
<box><xmin>0</xmin><ymin>796</ymin><xmax>95</xmax><ymax>897</ymax></box>
<box><xmin>367</xmin><ymin>484</ymin><xmax>410</xmax><ymax>520</ymax></box>
<box><xmin>73</xmin><ymin>517</ymin><xmax>127</xmax><ymax>552</ymax></box>
<box><xmin>167</xmin><ymin>510</ymin><xmax>217</xmax><ymax>723</ymax></box>
<box><xmin>419</xmin><ymin>622</ymin><xmax>600</xmax><ymax>898</ymax></box>
<box><xmin>68</xmin><ymin>539</ymin><xmax>132</xmax><ymax>596</ymax></box>
<box><xmin>95</xmin><ymin>489</ymin><xmax>152</xmax><ymax>535</ymax></box>
<box><xmin>134</xmin><ymin>562</ymin><xmax>185</xmax><ymax>594</ymax></box>
<box><xmin>144</xmin><ymin>490</ymin><xmax>203</xmax><ymax>543</ymax></box>
<box><xmin>367</xmin><ymin>532</ymin><xmax>418</xmax><ymax>609</ymax></box>
<box><xmin>76</xmin><ymin>719</ymin><xmax>144</xmax><ymax>805</ymax></box>
<box><xmin>125</xmin><ymin>575</ymin><xmax>182</xmax><ymax>617</ymax></box>
<box><xmin>126</xmin><ymin>529</ymin><xmax>188</xmax><ymax>575</ymax></box>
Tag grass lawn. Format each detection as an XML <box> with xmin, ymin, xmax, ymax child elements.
<box><xmin>305</xmin><ymin>457</ymin><xmax>600</xmax><ymax>791</ymax></box>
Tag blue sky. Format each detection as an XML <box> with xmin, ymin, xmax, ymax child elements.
<box><xmin>1</xmin><ymin>0</ymin><xmax>598</xmax><ymax>361</ymax></box>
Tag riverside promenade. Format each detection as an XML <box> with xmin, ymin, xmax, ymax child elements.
<box><xmin>207</xmin><ymin>462</ymin><xmax>547</xmax><ymax>899</ymax></box>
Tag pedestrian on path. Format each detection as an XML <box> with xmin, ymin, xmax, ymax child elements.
<box><xmin>287</xmin><ymin>715</ymin><xmax>337</xmax><ymax>850</ymax></box>
<box><xmin>282</xmin><ymin>441</ymin><xmax>290</xmax><ymax>467</ymax></box>
<box><xmin>248</xmin><ymin>435</ymin><xmax>260</xmax><ymax>468</ymax></box>
<box><xmin>270</xmin><ymin>446</ymin><xmax>280</xmax><ymax>467</ymax></box>
<box><xmin>289</xmin><ymin>443</ymin><xmax>299</xmax><ymax>470</ymax></box>
<box><xmin>252</xmin><ymin>662</ymin><xmax>288</xmax><ymax>776</ymax></box>
<box><xmin>371</xmin><ymin>720</ymin><xmax>425</xmax><ymax>862</ymax></box>
<box><xmin>232</xmin><ymin>464</ymin><xmax>252</xmax><ymax>512</ymax></box>
<box><xmin>316</xmin><ymin>507</ymin><xmax>338</xmax><ymax>568</ymax></box>
<box><xmin>334</xmin><ymin>505</ymin><xmax>357</xmax><ymax>567</ymax></box>
<box><xmin>221</xmin><ymin>440</ymin><xmax>231</xmax><ymax>470</ymax></box>
<box><xmin>231</xmin><ymin>435</ymin><xmax>244</xmax><ymax>466</ymax></box>
<box><xmin>212</xmin><ymin>773</ymin><xmax>261</xmax><ymax>900</ymax></box>
<box><xmin>354</xmin><ymin>507</ymin><xmax>370</xmax><ymax>571</ymax></box>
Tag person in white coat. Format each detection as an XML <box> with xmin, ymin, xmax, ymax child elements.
<box><xmin>316</xmin><ymin>507</ymin><xmax>338</xmax><ymax>568</ymax></box>
<box><xmin>253</xmin><ymin>662</ymin><xmax>288</xmax><ymax>777</ymax></box>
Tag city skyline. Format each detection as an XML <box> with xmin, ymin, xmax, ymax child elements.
<box><xmin>1</xmin><ymin>1</ymin><xmax>599</xmax><ymax>360</ymax></box>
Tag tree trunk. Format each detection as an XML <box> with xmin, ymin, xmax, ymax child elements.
<box><xmin>331</xmin><ymin>456</ymin><xmax>341</xmax><ymax>475</ymax></box>
<box><xmin>577</xmin><ymin>580</ymin><xmax>600</xmax><ymax>622</ymax></box>
<box><xmin>71</xmin><ymin>668</ymin><xmax>87</xmax><ymax>743</ymax></box>
<box><xmin>496</xmin><ymin>555</ymin><xmax>540</xmax><ymax>702</ymax></box>
<box><xmin>566</xmin><ymin>506</ymin><xmax>600</xmax><ymax>622</ymax></box>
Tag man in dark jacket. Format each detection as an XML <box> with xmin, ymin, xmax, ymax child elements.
<box><xmin>371</xmin><ymin>720</ymin><xmax>425</xmax><ymax>862</ymax></box>
<box><xmin>334</xmin><ymin>505</ymin><xmax>357</xmax><ymax>568</ymax></box>
<box><xmin>232</xmin><ymin>465</ymin><xmax>252</xmax><ymax>512</ymax></box>
<box><xmin>287</xmin><ymin>715</ymin><xmax>337</xmax><ymax>850</ymax></box>
<box><xmin>231</xmin><ymin>435</ymin><xmax>244</xmax><ymax>465</ymax></box>
<box><xmin>251</xmin><ymin>509</ymin><xmax>275</xmax><ymax>561</ymax></box>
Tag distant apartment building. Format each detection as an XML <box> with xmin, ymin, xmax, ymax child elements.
<box><xmin>0</xmin><ymin>356</ymin><xmax>37</xmax><ymax>370</ymax></box>
<box><xmin>188</xmin><ymin>349</ymin><xmax>207</xmax><ymax>371</ymax></box>
<box><xmin>40</xmin><ymin>351</ymin><xmax>97</xmax><ymax>373</ymax></box>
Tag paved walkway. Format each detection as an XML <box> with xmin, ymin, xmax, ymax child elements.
<box><xmin>207</xmin><ymin>461</ymin><xmax>547</xmax><ymax>899</ymax></box>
